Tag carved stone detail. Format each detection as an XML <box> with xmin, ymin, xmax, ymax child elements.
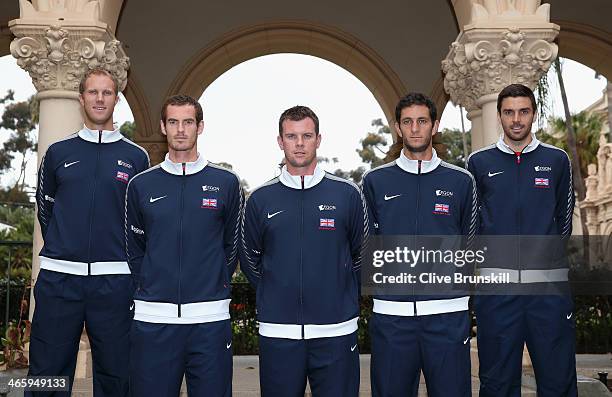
<box><xmin>470</xmin><ymin>0</ymin><xmax>551</xmax><ymax>25</ymax></box>
<box><xmin>17</xmin><ymin>0</ymin><xmax>102</xmax><ymax>25</ymax></box>
<box><xmin>442</xmin><ymin>27</ymin><xmax>557</xmax><ymax>111</ymax></box>
<box><xmin>9</xmin><ymin>1</ymin><xmax>128</xmax><ymax>93</ymax></box>
<box><xmin>582</xmin><ymin>137</ymin><xmax>612</xmax><ymax>242</ymax></box>
<box><xmin>10</xmin><ymin>24</ymin><xmax>129</xmax><ymax>92</ymax></box>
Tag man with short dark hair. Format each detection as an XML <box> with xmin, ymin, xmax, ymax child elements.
<box><xmin>240</xmin><ymin>105</ymin><xmax>368</xmax><ymax>397</ymax></box>
<box><xmin>30</xmin><ymin>67</ymin><xmax>150</xmax><ymax>396</ymax></box>
<box><xmin>362</xmin><ymin>92</ymin><xmax>477</xmax><ymax>397</ymax></box>
<box><xmin>126</xmin><ymin>94</ymin><xmax>242</xmax><ymax>397</ymax></box>
<box><xmin>467</xmin><ymin>83</ymin><xmax>577</xmax><ymax>396</ymax></box>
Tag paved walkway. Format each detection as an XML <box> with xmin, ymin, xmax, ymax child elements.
<box><xmin>3</xmin><ymin>352</ymin><xmax>611</xmax><ymax>396</ymax></box>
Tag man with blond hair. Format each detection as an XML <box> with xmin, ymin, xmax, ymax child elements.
<box><xmin>29</xmin><ymin>68</ymin><xmax>149</xmax><ymax>396</ymax></box>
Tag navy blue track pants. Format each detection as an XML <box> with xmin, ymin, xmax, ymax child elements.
<box><xmin>130</xmin><ymin>319</ymin><xmax>232</xmax><ymax>397</ymax></box>
<box><xmin>475</xmin><ymin>295</ymin><xmax>577</xmax><ymax>397</ymax></box>
<box><xmin>27</xmin><ymin>269</ymin><xmax>133</xmax><ymax>397</ymax></box>
<box><xmin>370</xmin><ymin>311</ymin><xmax>472</xmax><ymax>397</ymax></box>
<box><xmin>258</xmin><ymin>331</ymin><xmax>360</xmax><ymax>397</ymax></box>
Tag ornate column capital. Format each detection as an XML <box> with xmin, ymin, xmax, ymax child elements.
<box><xmin>441</xmin><ymin>1</ymin><xmax>559</xmax><ymax>111</ymax></box>
<box><xmin>8</xmin><ymin>0</ymin><xmax>129</xmax><ymax>93</ymax></box>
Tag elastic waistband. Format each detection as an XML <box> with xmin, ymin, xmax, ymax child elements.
<box><xmin>478</xmin><ymin>268</ymin><xmax>568</xmax><ymax>283</ymax></box>
<box><xmin>39</xmin><ymin>256</ymin><xmax>130</xmax><ymax>276</ymax></box>
<box><xmin>133</xmin><ymin>299</ymin><xmax>230</xmax><ymax>324</ymax></box>
<box><xmin>258</xmin><ymin>317</ymin><xmax>358</xmax><ymax>340</ymax></box>
<box><xmin>373</xmin><ymin>297</ymin><xmax>469</xmax><ymax>316</ymax></box>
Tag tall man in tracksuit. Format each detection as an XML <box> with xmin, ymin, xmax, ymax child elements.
<box><xmin>30</xmin><ymin>68</ymin><xmax>150</xmax><ymax>396</ymax></box>
<box><xmin>125</xmin><ymin>95</ymin><xmax>242</xmax><ymax>397</ymax></box>
<box><xmin>362</xmin><ymin>93</ymin><xmax>478</xmax><ymax>397</ymax></box>
<box><xmin>240</xmin><ymin>106</ymin><xmax>368</xmax><ymax>397</ymax></box>
<box><xmin>467</xmin><ymin>84</ymin><xmax>577</xmax><ymax>396</ymax></box>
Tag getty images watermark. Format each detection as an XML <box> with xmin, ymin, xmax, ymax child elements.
<box><xmin>370</xmin><ymin>245</ymin><xmax>511</xmax><ymax>285</ymax></box>
<box><xmin>361</xmin><ymin>235</ymin><xmax>612</xmax><ymax>296</ymax></box>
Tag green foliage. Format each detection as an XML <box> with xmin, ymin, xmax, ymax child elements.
<box><xmin>0</xmin><ymin>286</ymin><xmax>30</xmax><ymax>369</ymax></box>
<box><xmin>538</xmin><ymin>111</ymin><xmax>604</xmax><ymax>179</ymax></box>
<box><xmin>0</xmin><ymin>187</ymin><xmax>31</xmax><ymax>204</ymax></box>
<box><xmin>356</xmin><ymin>118</ymin><xmax>391</xmax><ymax>169</ymax></box>
<box><xmin>534</xmin><ymin>72</ymin><xmax>551</xmax><ymax>130</ymax></box>
<box><xmin>0</xmin><ymin>204</ymin><xmax>34</xmax><ymax>282</ymax></box>
<box><xmin>437</xmin><ymin>128</ymin><xmax>471</xmax><ymax>167</ymax></box>
<box><xmin>575</xmin><ymin>295</ymin><xmax>612</xmax><ymax>353</ymax></box>
<box><xmin>0</xmin><ymin>91</ymin><xmax>38</xmax><ymax>192</ymax></box>
<box><xmin>333</xmin><ymin>166</ymin><xmax>367</xmax><ymax>184</ymax></box>
<box><xmin>119</xmin><ymin>121</ymin><xmax>136</xmax><ymax>141</ymax></box>
<box><xmin>320</xmin><ymin>118</ymin><xmax>392</xmax><ymax>184</ymax></box>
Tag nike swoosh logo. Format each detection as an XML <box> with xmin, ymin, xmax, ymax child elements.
<box><xmin>463</xmin><ymin>337</ymin><xmax>470</xmax><ymax>345</ymax></box>
<box><xmin>267</xmin><ymin>210</ymin><xmax>284</xmax><ymax>219</ymax></box>
<box><xmin>488</xmin><ymin>171</ymin><xmax>504</xmax><ymax>177</ymax></box>
<box><xmin>384</xmin><ymin>194</ymin><xmax>401</xmax><ymax>201</ymax></box>
<box><xmin>64</xmin><ymin>161</ymin><xmax>80</xmax><ymax>168</ymax></box>
<box><xmin>567</xmin><ymin>313</ymin><xmax>573</xmax><ymax>320</ymax></box>
<box><xmin>351</xmin><ymin>344</ymin><xmax>357</xmax><ymax>352</ymax></box>
<box><xmin>129</xmin><ymin>303</ymin><xmax>134</xmax><ymax>310</ymax></box>
<box><xmin>226</xmin><ymin>342</ymin><xmax>232</xmax><ymax>349</ymax></box>
<box><xmin>149</xmin><ymin>195</ymin><xmax>167</xmax><ymax>203</ymax></box>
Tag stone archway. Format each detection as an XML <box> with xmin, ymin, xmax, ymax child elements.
<box><xmin>157</xmin><ymin>21</ymin><xmax>406</xmax><ymax>136</ymax></box>
<box><xmin>554</xmin><ymin>20</ymin><xmax>612</xmax><ymax>80</ymax></box>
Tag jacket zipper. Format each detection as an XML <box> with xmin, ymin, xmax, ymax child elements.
<box><xmin>86</xmin><ymin>131</ymin><xmax>102</xmax><ymax>275</ymax></box>
<box><xmin>516</xmin><ymin>150</ymin><xmax>523</xmax><ymax>283</ymax></box>
<box><xmin>177</xmin><ymin>163</ymin><xmax>186</xmax><ymax>317</ymax></box>
<box><xmin>413</xmin><ymin>160</ymin><xmax>422</xmax><ymax>316</ymax></box>
<box><xmin>300</xmin><ymin>175</ymin><xmax>305</xmax><ymax>338</ymax></box>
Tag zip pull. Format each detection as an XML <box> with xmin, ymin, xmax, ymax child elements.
<box><xmin>98</xmin><ymin>130</ymin><xmax>102</xmax><ymax>144</ymax></box>
<box><xmin>182</xmin><ymin>163</ymin><xmax>186</xmax><ymax>175</ymax></box>
<box><xmin>514</xmin><ymin>151</ymin><xmax>521</xmax><ymax>164</ymax></box>
<box><xmin>301</xmin><ymin>175</ymin><xmax>305</xmax><ymax>189</ymax></box>
<box><xmin>418</xmin><ymin>160</ymin><xmax>422</xmax><ymax>174</ymax></box>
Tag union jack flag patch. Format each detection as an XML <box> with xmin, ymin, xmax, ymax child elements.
<box><xmin>433</xmin><ymin>203</ymin><xmax>450</xmax><ymax>215</ymax></box>
<box><xmin>115</xmin><ymin>171</ymin><xmax>129</xmax><ymax>183</ymax></box>
<box><xmin>534</xmin><ymin>178</ymin><xmax>549</xmax><ymax>188</ymax></box>
<box><xmin>201</xmin><ymin>198</ymin><xmax>218</xmax><ymax>209</ymax></box>
<box><xmin>319</xmin><ymin>218</ymin><xmax>335</xmax><ymax>230</ymax></box>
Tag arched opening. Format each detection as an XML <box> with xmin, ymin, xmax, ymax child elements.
<box><xmin>159</xmin><ymin>21</ymin><xmax>406</xmax><ymax>138</ymax></box>
<box><xmin>197</xmin><ymin>53</ymin><xmax>387</xmax><ymax>189</ymax></box>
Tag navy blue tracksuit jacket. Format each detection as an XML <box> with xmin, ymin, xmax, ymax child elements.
<box><xmin>362</xmin><ymin>149</ymin><xmax>478</xmax><ymax>314</ymax></box>
<box><xmin>37</xmin><ymin>126</ymin><xmax>150</xmax><ymax>275</ymax></box>
<box><xmin>467</xmin><ymin>135</ymin><xmax>574</xmax><ymax>281</ymax></box>
<box><xmin>125</xmin><ymin>155</ymin><xmax>243</xmax><ymax>324</ymax></box>
<box><xmin>240</xmin><ymin>165</ymin><xmax>368</xmax><ymax>339</ymax></box>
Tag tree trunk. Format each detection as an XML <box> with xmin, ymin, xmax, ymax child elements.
<box><xmin>459</xmin><ymin>106</ymin><xmax>468</xmax><ymax>165</ymax></box>
<box><xmin>554</xmin><ymin>58</ymin><xmax>589</xmax><ymax>263</ymax></box>
<box><xmin>607</xmin><ymin>81</ymin><xmax>612</xmax><ymax>143</ymax></box>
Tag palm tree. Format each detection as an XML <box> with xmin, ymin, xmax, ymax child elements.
<box><xmin>553</xmin><ymin>57</ymin><xmax>590</xmax><ymax>260</ymax></box>
<box><xmin>539</xmin><ymin>111</ymin><xmax>604</xmax><ymax>180</ymax></box>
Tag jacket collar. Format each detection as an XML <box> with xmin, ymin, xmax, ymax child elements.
<box><xmin>396</xmin><ymin>148</ymin><xmax>441</xmax><ymax>174</ymax></box>
<box><xmin>279</xmin><ymin>164</ymin><xmax>325</xmax><ymax>189</ymax></box>
<box><xmin>496</xmin><ymin>134</ymin><xmax>540</xmax><ymax>154</ymax></box>
<box><xmin>160</xmin><ymin>153</ymin><xmax>208</xmax><ymax>175</ymax></box>
<box><xmin>78</xmin><ymin>125</ymin><xmax>123</xmax><ymax>143</ymax></box>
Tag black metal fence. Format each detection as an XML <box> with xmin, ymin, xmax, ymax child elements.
<box><xmin>0</xmin><ymin>250</ymin><xmax>610</xmax><ymax>355</ymax></box>
<box><xmin>0</xmin><ymin>241</ymin><xmax>32</xmax><ymax>335</ymax></box>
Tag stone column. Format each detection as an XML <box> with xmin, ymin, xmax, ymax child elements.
<box><xmin>442</xmin><ymin>0</ymin><xmax>559</xmax><ymax>150</ymax></box>
<box><xmin>466</xmin><ymin>108</ymin><xmax>483</xmax><ymax>151</ymax></box>
<box><xmin>9</xmin><ymin>0</ymin><xmax>129</xmax><ymax>377</ymax></box>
